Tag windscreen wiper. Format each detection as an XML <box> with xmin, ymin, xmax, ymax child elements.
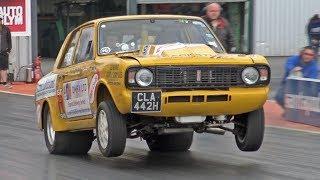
<box><xmin>114</xmin><ymin>49</ymin><xmax>140</xmax><ymax>56</ymax></box>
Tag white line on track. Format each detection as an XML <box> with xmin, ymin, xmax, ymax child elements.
<box><xmin>267</xmin><ymin>125</ymin><xmax>320</xmax><ymax>135</ymax></box>
<box><xmin>0</xmin><ymin>90</ymin><xmax>34</xmax><ymax>97</ymax></box>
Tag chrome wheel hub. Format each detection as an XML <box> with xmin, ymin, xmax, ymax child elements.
<box><xmin>46</xmin><ymin>113</ymin><xmax>55</xmax><ymax>145</ymax></box>
<box><xmin>98</xmin><ymin>110</ymin><xmax>109</xmax><ymax>149</ymax></box>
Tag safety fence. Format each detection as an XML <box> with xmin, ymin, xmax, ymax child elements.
<box><xmin>284</xmin><ymin>77</ymin><xmax>320</xmax><ymax>127</ymax></box>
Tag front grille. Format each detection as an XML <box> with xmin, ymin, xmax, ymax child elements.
<box><xmin>154</xmin><ymin>66</ymin><xmax>243</xmax><ymax>89</ymax></box>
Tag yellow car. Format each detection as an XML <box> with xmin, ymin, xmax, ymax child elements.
<box><xmin>35</xmin><ymin>15</ymin><xmax>270</xmax><ymax>157</ymax></box>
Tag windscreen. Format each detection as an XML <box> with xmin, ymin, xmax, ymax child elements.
<box><xmin>98</xmin><ymin>19</ymin><xmax>224</xmax><ymax>55</ymax></box>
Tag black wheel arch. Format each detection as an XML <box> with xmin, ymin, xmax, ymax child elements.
<box><xmin>96</xmin><ymin>83</ymin><xmax>112</xmax><ymax>109</ymax></box>
<box><xmin>40</xmin><ymin>101</ymin><xmax>50</xmax><ymax>130</ymax></box>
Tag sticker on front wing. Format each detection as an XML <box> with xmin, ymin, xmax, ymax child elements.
<box><xmin>35</xmin><ymin>73</ymin><xmax>58</xmax><ymax>101</ymax></box>
<box><xmin>131</xmin><ymin>91</ymin><xmax>161</xmax><ymax>112</ymax></box>
<box><xmin>89</xmin><ymin>73</ymin><xmax>99</xmax><ymax>104</ymax></box>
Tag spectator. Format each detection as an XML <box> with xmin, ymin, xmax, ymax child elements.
<box><xmin>0</xmin><ymin>15</ymin><xmax>12</xmax><ymax>88</ymax></box>
<box><xmin>202</xmin><ymin>3</ymin><xmax>236</xmax><ymax>53</ymax></box>
<box><xmin>275</xmin><ymin>46</ymin><xmax>319</xmax><ymax>107</ymax></box>
<box><xmin>283</xmin><ymin>46</ymin><xmax>318</xmax><ymax>81</ymax></box>
<box><xmin>307</xmin><ymin>14</ymin><xmax>320</xmax><ymax>56</ymax></box>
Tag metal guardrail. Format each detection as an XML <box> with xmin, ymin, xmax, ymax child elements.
<box><xmin>284</xmin><ymin>77</ymin><xmax>320</xmax><ymax>127</ymax></box>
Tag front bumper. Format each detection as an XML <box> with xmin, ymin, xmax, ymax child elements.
<box><xmin>114</xmin><ymin>87</ymin><xmax>269</xmax><ymax>116</ymax></box>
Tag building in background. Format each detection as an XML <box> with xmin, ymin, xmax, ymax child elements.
<box><xmin>2</xmin><ymin>0</ymin><xmax>320</xmax><ymax>80</ymax></box>
<box><xmin>0</xmin><ymin>0</ymin><xmax>32</xmax><ymax>81</ymax></box>
<box><xmin>37</xmin><ymin>0</ymin><xmax>126</xmax><ymax>59</ymax></box>
<box><xmin>253</xmin><ymin>0</ymin><xmax>320</xmax><ymax>56</ymax></box>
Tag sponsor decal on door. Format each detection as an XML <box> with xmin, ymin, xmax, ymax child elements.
<box><xmin>63</xmin><ymin>78</ymin><xmax>91</xmax><ymax>118</ymax></box>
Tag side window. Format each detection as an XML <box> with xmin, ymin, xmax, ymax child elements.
<box><xmin>60</xmin><ymin>31</ymin><xmax>80</xmax><ymax>68</ymax></box>
<box><xmin>75</xmin><ymin>26</ymin><xmax>94</xmax><ymax>63</ymax></box>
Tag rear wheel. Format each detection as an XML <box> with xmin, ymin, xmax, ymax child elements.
<box><xmin>43</xmin><ymin>105</ymin><xmax>93</xmax><ymax>155</ymax></box>
<box><xmin>96</xmin><ymin>100</ymin><xmax>127</xmax><ymax>157</ymax></box>
<box><xmin>234</xmin><ymin>108</ymin><xmax>265</xmax><ymax>152</ymax></box>
<box><xmin>146</xmin><ymin>132</ymin><xmax>194</xmax><ymax>152</ymax></box>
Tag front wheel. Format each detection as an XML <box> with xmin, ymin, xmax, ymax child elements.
<box><xmin>234</xmin><ymin>108</ymin><xmax>265</xmax><ymax>152</ymax></box>
<box><xmin>96</xmin><ymin>100</ymin><xmax>127</xmax><ymax>157</ymax></box>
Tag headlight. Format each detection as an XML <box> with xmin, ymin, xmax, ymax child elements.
<box><xmin>242</xmin><ymin>67</ymin><xmax>259</xmax><ymax>85</ymax></box>
<box><xmin>135</xmin><ymin>68</ymin><xmax>153</xmax><ymax>87</ymax></box>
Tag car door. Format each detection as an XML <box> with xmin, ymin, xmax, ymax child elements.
<box><xmin>54</xmin><ymin>25</ymin><xmax>97</xmax><ymax>120</ymax></box>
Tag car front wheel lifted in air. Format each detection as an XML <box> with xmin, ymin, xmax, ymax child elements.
<box><xmin>234</xmin><ymin>108</ymin><xmax>265</xmax><ymax>152</ymax></box>
<box><xmin>43</xmin><ymin>105</ymin><xmax>94</xmax><ymax>155</ymax></box>
<box><xmin>96</xmin><ymin>100</ymin><xmax>127</xmax><ymax>157</ymax></box>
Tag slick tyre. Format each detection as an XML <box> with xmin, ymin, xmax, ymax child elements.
<box><xmin>234</xmin><ymin>108</ymin><xmax>265</xmax><ymax>152</ymax></box>
<box><xmin>96</xmin><ymin>100</ymin><xmax>127</xmax><ymax>157</ymax></box>
<box><xmin>147</xmin><ymin>132</ymin><xmax>194</xmax><ymax>152</ymax></box>
<box><xmin>43</xmin><ymin>105</ymin><xmax>93</xmax><ymax>155</ymax></box>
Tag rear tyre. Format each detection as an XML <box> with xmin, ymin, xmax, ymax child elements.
<box><xmin>96</xmin><ymin>100</ymin><xmax>127</xmax><ymax>157</ymax></box>
<box><xmin>234</xmin><ymin>108</ymin><xmax>265</xmax><ymax>152</ymax></box>
<box><xmin>43</xmin><ymin>105</ymin><xmax>93</xmax><ymax>155</ymax></box>
<box><xmin>146</xmin><ymin>132</ymin><xmax>194</xmax><ymax>152</ymax></box>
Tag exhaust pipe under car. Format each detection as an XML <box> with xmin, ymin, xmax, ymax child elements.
<box><xmin>157</xmin><ymin>127</ymin><xmax>226</xmax><ymax>135</ymax></box>
<box><xmin>205</xmin><ymin>128</ymin><xmax>226</xmax><ymax>135</ymax></box>
<box><xmin>158</xmin><ymin>128</ymin><xmax>194</xmax><ymax>135</ymax></box>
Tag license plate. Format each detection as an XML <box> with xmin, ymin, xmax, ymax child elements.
<box><xmin>132</xmin><ymin>91</ymin><xmax>161</xmax><ymax>112</ymax></box>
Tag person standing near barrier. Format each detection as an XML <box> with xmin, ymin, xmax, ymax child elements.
<box><xmin>202</xmin><ymin>3</ymin><xmax>236</xmax><ymax>53</ymax></box>
<box><xmin>0</xmin><ymin>15</ymin><xmax>12</xmax><ymax>88</ymax></box>
<box><xmin>275</xmin><ymin>46</ymin><xmax>318</xmax><ymax>108</ymax></box>
<box><xmin>307</xmin><ymin>14</ymin><xmax>320</xmax><ymax>57</ymax></box>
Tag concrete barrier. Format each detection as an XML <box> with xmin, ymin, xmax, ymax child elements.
<box><xmin>284</xmin><ymin>77</ymin><xmax>320</xmax><ymax>127</ymax></box>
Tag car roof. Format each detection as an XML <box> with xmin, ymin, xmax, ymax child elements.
<box><xmin>82</xmin><ymin>15</ymin><xmax>204</xmax><ymax>26</ymax></box>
